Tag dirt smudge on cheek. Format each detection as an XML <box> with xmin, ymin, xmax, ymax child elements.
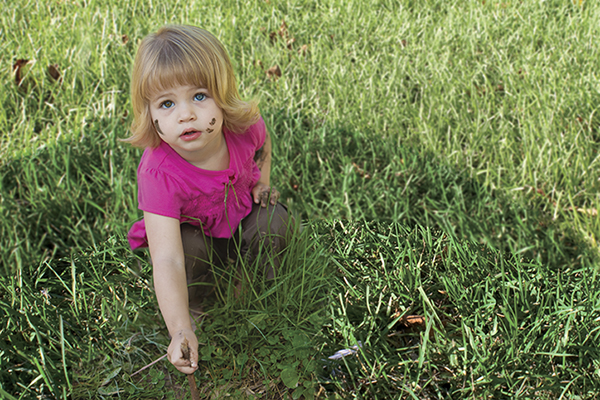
<box><xmin>154</xmin><ymin>120</ymin><xmax>165</xmax><ymax>135</ymax></box>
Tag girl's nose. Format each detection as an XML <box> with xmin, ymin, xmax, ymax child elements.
<box><xmin>178</xmin><ymin>103</ymin><xmax>196</xmax><ymax>123</ymax></box>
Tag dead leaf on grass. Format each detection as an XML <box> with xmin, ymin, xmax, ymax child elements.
<box><xmin>266</xmin><ymin>65</ymin><xmax>281</xmax><ymax>79</ymax></box>
<box><xmin>47</xmin><ymin>64</ymin><xmax>62</xmax><ymax>82</ymax></box>
<box><xmin>286</xmin><ymin>37</ymin><xmax>296</xmax><ymax>50</ymax></box>
<box><xmin>278</xmin><ymin>20</ymin><xmax>288</xmax><ymax>38</ymax></box>
<box><xmin>390</xmin><ymin>313</ymin><xmax>426</xmax><ymax>329</ymax></box>
<box><xmin>351</xmin><ymin>162</ymin><xmax>371</xmax><ymax>179</ymax></box>
<box><xmin>399</xmin><ymin>315</ymin><xmax>426</xmax><ymax>328</ymax></box>
<box><xmin>298</xmin><ymin>44</ymin><xmax>309</xmax><ymax>56</ymax></box>
<box><xmin>269</xmin><ymin>21</ymin><xmax>289</xmax><ymax>43</ymax></box>
<box><xmin>13</xmin><ymin>59</ymin><xmax>32</xmax><ymax>87</ymax></box>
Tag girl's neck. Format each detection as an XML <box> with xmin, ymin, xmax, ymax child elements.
<box><xmin>178</xmin><ymin>132</ymin><xmax>230</xmax><ymax>171</ymax></box>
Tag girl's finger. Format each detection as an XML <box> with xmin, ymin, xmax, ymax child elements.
<box><xmin>173</xmin><ymin>358</ymin><xmax>191</xmax><ymax>368</ymax></box>
<box><xmin>270</xmin><ymin>188</ymin><xmax>279</xmax><ymax>205</ymax></box>
<box><xmin>167</xmin><ymin>348</ymin><xmax>181</xmax><ymax>364</ymax></box>
<box><xmin>190</xmin><ymin>347</ymin><xmax>198</xmax><ymax>369</ymax></box>
<box><xmin>263</xmin><ymin>193</ymin><xmax>269</xmax><ymax>207</ymax></box>
<box><xmin>176</xmin><ymin>365</ymin><xmax>197</xmax><ymax>374</ymax></box>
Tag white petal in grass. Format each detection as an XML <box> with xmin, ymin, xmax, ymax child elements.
<box><xmin>328</xmin><ymin>341</ymin><xmax>362</xmax><ymax>360</ymax></box>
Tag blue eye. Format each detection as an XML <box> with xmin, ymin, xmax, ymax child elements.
<box><xmin>160</xmin><ymin>100</ymin><xmax>174</xmax><ymax>109</ymax></box>
<box><xmin>194</xmin><ymin>93</ymin><xmax>206</xmax><ymax>102</ymax></box>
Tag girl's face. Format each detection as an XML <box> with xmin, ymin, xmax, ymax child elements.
<box><xmin>149</xmin><ymin>84</ymin><xmax>224</xmax><ymax>164</ymax></box>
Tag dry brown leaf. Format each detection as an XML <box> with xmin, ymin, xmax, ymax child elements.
<box><xmin>278</xmin><ymin>20</ymin><xmax>288</xmax><ymax>38</ymax></box>
<box><xmin>351</xmin><ymin>162</ymin><xmax>371</xmax><ymax>179</ymax></box>
<box><xmin>390</xmin><ymin>313</ymin><xmax>426</xmax><ymax>329</ymax></box>
<box><xmin>13</xmin><ymin>59</ymin><xmax>32</xmax><ymax>86</ymax></box>
<box><xmin>266</xmin><ymin>65</ymin><xmax>281</xmax><ymax>79</ymax></box>
<box><xmin>298</xmin><ymin>44</ymin><xmax>309</xmax><ymax>56</ymax></box>
<box><xmin>400</xmin><ymin>315</ymin><xmax>426</xmax><ymax>328</ymax></box>
<box><xmin>286</xmin><ymin>37</ymin><xmax>296</xmax><ymax>50</ymax></box>
<box><xmin>47</xmin><ymin>64</ymin><xmax>61</xmax><ymax>82</ymax></box>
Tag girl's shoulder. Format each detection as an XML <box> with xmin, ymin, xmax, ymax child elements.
<box><xmin>228</xmin><ymin>115</ymin><xmax>266</xmax><ymax>150</ymax></box>
<box><xmin>137</xmin><ymin>142</ymin><xmax>186</xmax><ymax>183</ymax></box>
<box><xmin>136</xmin><ymin>145</ymin><xmax>188</xmax><ymax>203</ymax></box>
<box><xmin>139</xmin><ymin>141</ymin><xmax>190</xmax><ymax>170</ymax></box>
<box><xmin>248</xmin><ymin>115</ymin><xmax>266</xmax><ymax>148</ymax></box>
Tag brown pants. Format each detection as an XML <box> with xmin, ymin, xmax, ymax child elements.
<box><xmin>181</xmin><ymin>202</ymin><xmax>290</xmax><ymax>311</ymax></box>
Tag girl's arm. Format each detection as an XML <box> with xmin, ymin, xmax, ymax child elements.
<box><xmin>144</xmin><ymin>211</ymin><xmax>198</xmax><ymax>374</ymax></box>
<box><xmin>252</xmin><ymin>131</ymin><xmax>280</xmax><ymax>206</ymax></box>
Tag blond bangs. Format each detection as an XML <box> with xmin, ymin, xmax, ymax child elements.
<box><xmin>125</xmin><ymin>25</ymin><xmax>261</xmax><ymax>148</ymax></box>
<box><xmin>138</xmin><ymin>45</ymin><xmax>210</xmax><ymax>102</ymax></box>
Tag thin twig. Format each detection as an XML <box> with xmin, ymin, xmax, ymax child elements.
<box><xmin>130</xmin><ymin>354</ymin><xmax>167</xmax><ymax>377</ymax></box>
<box><xmin>181</xmin><ymin>338</ymin><xmax>200</xmax><ymax>400</ymax></box>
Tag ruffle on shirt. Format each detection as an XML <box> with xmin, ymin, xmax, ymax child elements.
<box><xmin>183</xmin><ymin>158</ymin><xmax>255</xmax><ymax>238</ymax></box>
<box><xmin>127</xmin><ymin>116</ymin><xmax>266</xmax><ymax>249</ymax></box>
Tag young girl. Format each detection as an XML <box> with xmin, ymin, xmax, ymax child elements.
<box><xmin>125</xmin><ymin>25</ymin><xmax>290</xmax><ymax>374</ymax></box>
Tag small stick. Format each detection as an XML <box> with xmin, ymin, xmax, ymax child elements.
<box><xmin>181</xmin><ymin>338</ymin><xmax>200</xmax><ymax>400</ymax></box>
<box><xmin>130</xmin><ymin>354</ymin><xmax>167</xmax><ymax>377</ymax></box>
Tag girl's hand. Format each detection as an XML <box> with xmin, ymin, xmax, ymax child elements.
<box><xmin>252</xmin><ymin>183</ymin><xmax>280</xmax><ymax>207</ymax></box>
<box><xmin>167</xmin><ymin>329</ymin><xmax>199</xmax><ymax>374</ymax></box>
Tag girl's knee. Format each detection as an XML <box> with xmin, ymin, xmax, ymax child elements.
<box><xmin>270</xmin><ymin>203</ymin><xmax>291</xmax><ymax>236</ymax></box>
<box><xmin>242</xmin><ymin>203</ymin><xmax>293</xmax><ymax>259</ymax></box>
<box><xmin>256</xmin><ymin>203</ymin><xmax>290</xmax><ymax>237</ymax></box>
<box><xmin>180</xmin><ymin>223</ymin><xmax>204</xmax><ymax>254</ymax></box>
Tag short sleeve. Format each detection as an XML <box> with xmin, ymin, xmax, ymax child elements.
<box><xmin>137</xmin><ymin>168</ymin><xmax>184</xmax><ymax>219</ymax></box>
<box><xmin>251</xmin><ymin>116</ymin><xmax>267</xmax><ymax>150</ymax></box>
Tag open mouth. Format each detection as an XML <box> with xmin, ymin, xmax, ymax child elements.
<box><xmin>180</xmin><ymin>130</ymin><xmax>201</xmax><ymax>141</ymax></box>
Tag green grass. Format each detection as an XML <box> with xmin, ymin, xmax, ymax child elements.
<box><xmin>318</xmin><ymin>220</ymin><xmax>600</xmax><ymax>398</ymax></box>
<box><xmin>1</xmin><ymin>0</ymin><xmax>600</xmax><ymax>398</ymax></box>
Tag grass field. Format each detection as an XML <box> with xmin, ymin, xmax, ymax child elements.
<box><xmin>1</xmin><ymin>0</ymin><xmax>600</xmax><ymax>398</ymax></box>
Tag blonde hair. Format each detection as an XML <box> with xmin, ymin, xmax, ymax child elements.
<box><xmin>124</xmin><ymin>25</ymin><xmax>259</xmax><ymax>148</ymax></box>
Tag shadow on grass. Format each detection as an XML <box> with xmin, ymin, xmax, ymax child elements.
<box><xmin>271</xmin><ymin>114</ymin><xmax>596</xmax><ymax>272</ymax></box>
<box><xmin>0</xmin><ymin>111</ymin><xmax>593</xmax><ymax>277</ymax></box>
<box><xmin>0</xmin><ymin>222</ymin><xmax>331</xmax><ymax>399</ymax></box>
<box><xmin>0</xmin><ymin>116</ymin><xmax>139</xmax><ymax>277</ymax></box>
<box><xmin>0</xmin><ymin>114</ymin><xmax>597</xmax><ymax>398</ymax></box>
<box><xmin>316</xmin><ymin>220</ymin><xmax>600</xmax><ymax>399</ymax></box>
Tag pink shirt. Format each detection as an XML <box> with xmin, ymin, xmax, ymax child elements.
<box><xmin>127</xmin><ymin>117</ymin><xmax>266</xmax><ymax>249</ymax></box>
